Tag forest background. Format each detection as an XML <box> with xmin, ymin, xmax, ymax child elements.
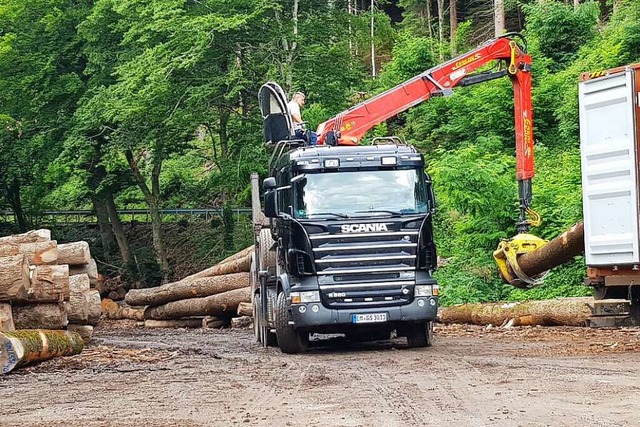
<box><xmin>1</xmin><ymin>0</ymin><xmax>639</xmax><ymax>304</ymax></box>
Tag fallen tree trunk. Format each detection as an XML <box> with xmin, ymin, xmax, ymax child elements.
<box><xmin>19</xmin><ymin>240</ymin><xmax>58</xmax><ymax>265</ymax></box>
<box><xmin>26</xmin><ymin>265</ymin><xmax>70</xmax><ymax>303</ymax></box>
<box><xmin>67</xmin><ymin>274</ymin><xmax>90</xmax><ymax>324</ymax></box>
<box><xmin>57</xmin><ymin>241</ymin><xmax>91</xmax><ymax>265</ymax></box>
<box><xmin>67</xmin><ymin>325</ymin><xmax>94</xmax><ymax>344</ymax></box>
<box><xmin>0</xmin><ymin>229</ymin><xmax>51</xmax><ymax>245</ymax></box>
<box><xmin>126</xmin><ymin>273</ymin><xmax>249</xmax><ymax>307</ymax></box>
<box><xmin>0</xmin><ymin>303</ymin><xmax>15</xmax><ymax>331</ymax></box>
<box><xmin>101</xmin><ymin>298</ymin><xmax>145</xmax><ymax>321</ymax></box>
<box><xmin>1</xmin><ymin>329</ymin><xmax>84</xmax><ymax>374</ymax></box>
<box><xmin>237</xmin><ymin>302</ymin><xmax>252</xmax><ymax>317</ymax></box>
<box><xmin>12</xmin><ymin>303</ymin><xmax>68</xmax><ymax>329</ymax></box>
<box><xmin>144</xmin><ymin>287</ymin><xmax>251</xmax><ymax>320</ymax></box>
<box><xmin>181</xmin><ymin>246</ymin><xmax>253</xmax><ymax>282</ymax></box>
<box><xmin>144</xmin><ymin>318</ymin><xmax>204</xmax><ymax>328</ymax></box>
<box><xmin>438</xmin><ymin>297</ymin><xmax>593</xmax><ymax>327</ymax></box>
<box><xmin>0</xmin><ymin>254</ymin><xmax>30</xmax><ymax>302</ymax></box>
<box><xmin>69</xmin><ymin>259</ymin><xmax>99</xmax><ymax>287</ymax></box>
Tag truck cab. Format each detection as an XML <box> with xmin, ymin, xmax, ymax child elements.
<box><xmin>252</xmin><ymin>140</ymin><xmax>439</xmax><ymax>353</ymax></box>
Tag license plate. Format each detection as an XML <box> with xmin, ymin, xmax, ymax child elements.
<box><xmin>352</xmin><ymin>313</ymin><xmax>387</xmax><ymax>324</ymax></box>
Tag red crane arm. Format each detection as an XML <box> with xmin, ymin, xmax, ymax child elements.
<box><xmin>316</xmin><ymin>35</ymin><xmax>534</xmax><ymax>182</ymax></box>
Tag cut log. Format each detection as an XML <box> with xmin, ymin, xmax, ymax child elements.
<box><xmin>126</xmin><ymin>273</ymin><xmax>249</xmax><ymax>307</ymax></box>
<box><xmin>0</xmin><ymin>229</ymin><xmax>51</xmax><ymax>245</ymax></box>
<box><xmin>84</xmin><ymin>289</ymin><xmax>101</xmax><ymax>325</ymax></box>
<box><xmin>237</xmin><ymin>302</ymin><xmax>252</xmax><ymax>317</ymax></box>
<box><xmin>231</xmin><ymin>316</ymin><xmax>252</xmax><ymax>328</ymax></box>
<box><xmin>27</xmin><ymin>265</ymin><xmax>70</xmax><ymax>303</ymax></box>
<box><xmin>0</xmin><ymin>303</ymin><xmax>15</xmax><ymax>331</ymax></box>
<box><xmin>69</xmin><ymin>258</ymin><xmax>99</xmax><ymax>286</ymax></box>
<box><xmin>144</xmin><ymin>318</ymin><xmax>204</xmax><ymax>328</ymax></box>
<box><xmin>518</xmin><ymin>222</ymin><xmax>585</xmax><ymax>278</ymax></box>
<box><xmin>67</xmin><ymin>274</ymin><xmax>90</xmax><ymax>324</ymax></box>
<box><xmin>0</xmin><ymin>254</ymin><xmax>30</xmax><ymax>302</ymax></box>
<box><xmin>181</xmin><ymin>246</ymin><xmax>254</xmax><ymax>282</ymax></box>
<box><xmin>108</xmin><ymin>287</ymin><xmax>127</xmax><ymax>301</ymax></box>
<box><xmin>202</xmin><ymin>316</ymin><xmax>228</xmax><ymax>329</ymax></box>
<box><xmin>67</xmin><ymin>324</ymin><xmax>94</xmax><ymax>344</ymax></box>
<box><xmin>100</xmin><ymin>298</ymin><xmax>144</xmax><ymax>321</ymax></box>
<box><xmin>12</xmin><ymin>303</ymin><xmax>68</xmax><ymax>329</ymax></box>
<box><xmin>144</xmin><ymin>287</ymin><xmax>251</xmax><ymax>320</ymax></box>
<box><xmin>1</xmin><ymin>329</ymin><xmax>83</xmax><ymax>374</ymax></box>
<box><xmin>57</xmin><ymin>241</ymin><xmax>91</xmax><ymax>265</ymax></box>
<box><xmin>438</xmin><ymin>297</ymin><xmax>593</xmax><ymax>327</ymax></box>
<box><xmin>0</xmin><ymin>244</ymin><xmax>19</xmax><ymax>257</ymax></box>
<box><xmin>19</xmin><ymin>240</ymin><xmax>58</xmax><ymax>265</ymax></box>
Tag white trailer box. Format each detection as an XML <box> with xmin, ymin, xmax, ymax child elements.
<box><xmin>579</xmin><ymin>66</ymin><xmax>640</xmax><ymax>266</ymax></box>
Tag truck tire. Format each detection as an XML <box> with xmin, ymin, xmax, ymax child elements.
<box><xmin>275</xmin><ymin>292</ymin><xmax>308</xmax><ymax>354</ymax></box>
<box><xmin>254</xmin><ymin>292</ymin><xmax>277</xmax><ymax>347</ymax></box>
<box><xmin>259</xmin><ymin>229</ymin><xmax>276</xmax><ymax>272</ymax></box>
<box><xmin>406</xmin><ymin>321</ymin><xmax>433</xmax><ymax>348</ymax></box>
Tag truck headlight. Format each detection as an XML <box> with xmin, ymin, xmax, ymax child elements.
<box><xmin>290</xmin><ymin>291</ymin><xmax>321</xmax><ymax>304</ymax></box>
<box><xmin>415</xmin><ymin>285</ymin><xmax>439</xmax><ymax>297</ymax></box>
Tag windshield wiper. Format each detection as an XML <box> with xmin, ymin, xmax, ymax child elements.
<box><xmin>309</xmin><ymin>212</ymin><xmax>350</xmax><ymax>218</ymax></box>
<box><xmin>354</xmin><ymin>210</ymin><xmax>402</xmax><ymax>216</ymax></box>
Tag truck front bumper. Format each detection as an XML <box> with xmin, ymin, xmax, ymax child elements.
<box><xmin>289</xmin><ymin>297</ymin><xmax>438</xmax><ymax>330</ymax></box>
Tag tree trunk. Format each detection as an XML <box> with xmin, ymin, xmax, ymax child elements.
<box><xmin>69</xmin><ymin>258</ymin><xmax>99</xmax><ymax>287</ymax></box>
<box><xmin>67</xmin><ymin>274</ymin><xmax>90</xmax><ymax>324</ymax></box>
<box><xmin>0</xmin><ymin>254</ymin><xmax>30</xmax><ymax>301</ymax></box>
<box><xmin>0</xmin><ymin>303</ymin><xmax>15</xmax><ymax>331</ymax></box>
<box><xmin>19</xmin><ymin>240</ymin><xmax>58</xmax><ymax>265</ymax></box>
<box><xmin>57</xmin><ymin>241</ymin><xmax>92</xmax><ymax>266</ymax></box>
<box><xmin>104</xmin><ymin>189</ymin><xmax>134</xmax><ymax>267</ymax></box>
<box><xmin>12</xmin><ymin>303</ymin><xmax>68</xmax><ymax>329</ymax></box>
<box><xmin>202</xmin><ymin>316</ymin><xmax>229</xmax><ymax>329</ymax></box>
<box><xmin>1</xmin><ymin>329</ymin><xmax>84</xmax><ymax>374</ymax></box>
<box><xmin>27</xmin><ymin>264</ymin><xmax>70</xmax><ymax>303</ymax></box>
<box><xmin>125</xmin><ymin>273</ymin><xmax>249</xmax><ymax>307</ymax></box>
<box><xmin>495</xmin><ymin>0</ymin><xmax>505</xmax><ymax>37</ymax></box>
<box><xmin>85</xmin><ymin>289</ymin><xmax>101</xmax><ymax>326</ymax></box>
<box><xmin>5</xmin><ymin>178</ymin><xmax>29</xmax><ymax>232</ymax></box>
<box><xmin>438</xmin><ymin>297</ymin><xmax>593</xmax><ymax>326</ymax></box>
<box><xmin>100</xmin><ymin>298</ymin><xmax>145</xmax><ymax>321</ymax></box>
<box><xmin>426</xmin><ymin>0</ymin><xmax>433</xmax><ymax>39</ymax></box>
<box><xmin>232</xmin><ymin>316</ymin><xmax>252</xmax><ymax>329</ymax></box>
<box><xmin>450</xmin><ymin>0</ymin><xmax>458</xmax><ymax>55</ymax></box>
<box><xmin>144</xmin><ymin>287</ymin><xmax>251</xmax><ymax>320</ymax></box>
<box><xmin>237</xmin><ymin>302</ymin><xmax>252</xmax><ymax>317</ymax></box>
<box><xmin>0</xmin><ymin>229</ymin><xmax>50</xmax><ymax>245</ymax></box>
<box><xmin>67</xmin><ymin>324</ymin><xmax>94</xmax><ymax>344</ymax></box>
<box><xmin>92</xmin><ymin>196</ymin><xmax>116</xmax><ymax>256</ymax></box>
<box><xmin>144</xmin><ymin>318</ymin><xmax>204</xmax><ymax>329</ymax></box>
<box><xmin>0</xmin><ymin>244</ymin><xmax>19</xmax><ymax>257</ymax></box>
<box><xmin>437</xmin><ymin>0</ymin><xmax>445</xmax><ymax>59</ymax></box>
<box><xmin>181</xmin><ymin>246</ymin><xmax>253</xmax><ymax>282</ymax></box>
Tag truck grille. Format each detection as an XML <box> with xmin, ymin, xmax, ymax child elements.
<box><xmin>310</xmin><ymin>231</ymin><xmax>418</xmax><ymax>309</ymax></box>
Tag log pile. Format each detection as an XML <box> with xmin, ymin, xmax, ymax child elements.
<box><xmin>0</xmin><ymin>229</ymin><xmax>103</xmax><ymax>347</ymax></box>
<box><xmin>124</xmin><ymin>247</ymin><xmax>254</xmax><ymax>329</ymax></box>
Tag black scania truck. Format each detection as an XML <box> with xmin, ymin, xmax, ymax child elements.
<box><xmin>251</xmin><ymin>83</ymin><xmax>438</xmax><ymax>353</ymax></box>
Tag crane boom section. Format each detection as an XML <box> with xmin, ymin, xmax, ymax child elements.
<box><xmin>316</xmin><ymin>35</ymin><xmax>534</xmax><ymax>181</ymax></box>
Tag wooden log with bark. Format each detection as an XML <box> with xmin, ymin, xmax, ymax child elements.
<box><xmin>0</xmin><ymin>229</ymin><xmax>51</xmax><ymax>245</ymax></box>
<box><xmin>100</xmin><ymin>298</ymin><xmax>145</xmax><ymax>321</ymax></box>
<box><xmin>0</xmin><ymin>254</ymin><xmax>31</xmax><ymax>302</ymax></box>
<box><xmin>202</xmin><ymin>316</ymin><xmax>228</xmax><ymax>329</ymax></box>
<box><xmin>57</xmin><ymin>241</ymin><xmax>91</xmax><ymax>266</ymax></box>
<box><xmin>12</xmin><ymin>303</ymin><xmax>68</xmax><ymax>329</ymax></box>
<box><xmin>144</xmin><ymin>318</ymin><xmax>204</xmax><ymax>328</ymax></box>
<box><xmin>144</xmin><ymin>287</ymin><xmax>251</xmax><ymax>320</ymax></box>
<box><xmin>69</xmin><ymin>258</ymin><xmax>99</xmax><ymax>287</ymax></box>
<box><xmin>67</xmin><ymin>324</ymin><xmax>94</xmax><ymax>344</ymax></box>
<box><xmin>85</xmin><ymin>289</ymin><xmax>101</xmax><ymax>325</ymax></box>
<box><xmin>67</xmin><ymin>274</ymin><xmax>90</xmax><ymax>324</ymax></box>
<box><xmin>27</xmin><ymin>265</ymin><xmax>70</xmax><ymax>303</ymax></box>
<box><xmin>1</xmin><ymin>329</ymin><xmax>83</xmax><ymax>374</ymax></box>
<box><xmin>231</xmin><ymin>316</ymin><xmax>252</xmax><ymax>329</ymax></box>
<box><xmin>0</xmin><ymin>244</ymin><xmax>19</xmax><ymax>257</ymax></box>
<box><xmin>438</xmin><ymin>297</ymin><xmax>593</xmax><ymax>327</ymax></box>
<box><xmin>0</xmin><ymin>303</ymin><xmax>15</xmax><ymax>331</ymax></box>
<box><xmin>237</xmin><ymin>302</ymin><xmax>252</xmax><ymax>317</ymax></box>
<box><xmin>108</xmin><ymin>287</ymin><xmax>127</xmax><ymax>301</ymax></box>
<box><xmin>126</xmin><ymin>273</ymin><xmax>249</xmax><ymax>307</ymax></box>
<box><xmin>181</xmin><ymin>246</ymin><xmax>253</xmax><ymax>282</ymax></box>
<box><xmin>19</xmin><ymin>240</ymin><xmax>58</xmax><ymax>265</ymax></box>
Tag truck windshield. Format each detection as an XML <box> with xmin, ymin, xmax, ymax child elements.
<box><xmin>293</xmin><ymin>169</ymin><xmax>429</xmax><ymax>219</ymax></box>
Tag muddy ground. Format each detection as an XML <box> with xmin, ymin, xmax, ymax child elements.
<box><xmin>2</xmin><ymin>321</ymin><xmax>640</xmax><ymax>427</ymax></box>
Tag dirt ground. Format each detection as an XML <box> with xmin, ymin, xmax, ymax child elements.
<box><xmin>2</xmin><ymin>321</ymin><xmax>640</xmax><ymax>427</ymax></box>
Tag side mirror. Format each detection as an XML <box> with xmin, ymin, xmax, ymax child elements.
<box><xmin>264</xmin><ymin>190</ymin><xmax>278</xmax><ymax>218</ymax></box>
<box><xmin>263</xmin><ymin>177</ymin><xmax>277</xmax><ymax>191</ymax></box>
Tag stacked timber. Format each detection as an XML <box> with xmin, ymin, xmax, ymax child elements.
<box><xmin>125</xmin><ymin>247</ymin><xmax>254</xmax><ymax>329</ymax></box>
<box><xmin>0</xmin><ymin>229</ymin><xmax>102</xmax><ymax>345</ymax></box>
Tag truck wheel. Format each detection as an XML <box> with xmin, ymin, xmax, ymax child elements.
<box><xmin>406</xmin><ymin>321</ymin><xmax>433</xmax><ymax>348</ymax></box>
<box><xmin>254</xmin><ymin>292</ymin><xmax>277</xmax><ymax>347</ymax></box>
<box><xmin>259</xmin><ymin>229</ymin><xmax>276</xmax><ymax>272</ymax></box>
<box><xmin>275</xmin><ymin>292</ymin><xmax>308</xmax><ymax>354</ymax></box>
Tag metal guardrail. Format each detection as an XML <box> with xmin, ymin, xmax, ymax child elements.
<box><xmin>0</xmin><ymin>208</ymin><xmax>253</xmax><ymax>225</ymax></box>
